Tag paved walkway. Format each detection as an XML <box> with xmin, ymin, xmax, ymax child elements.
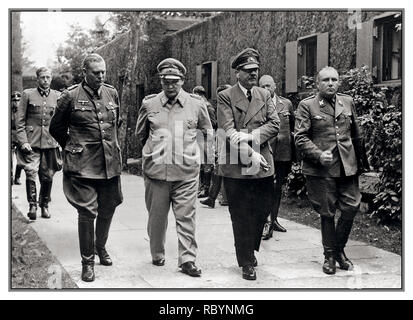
<box><xmin>11</xmin><ymin>171</ymin><xmax>401</xmax><ymax>289</ymax></box>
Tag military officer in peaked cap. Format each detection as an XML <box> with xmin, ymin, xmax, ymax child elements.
<box><xmin>295</xmin><ymin>66</ymin><xmax>370</xmax><ymax>275</ymax></box>
<box><xmin>50</xmin><ymin>53</ymin><xmax>123</xmax><ymax>282</ymax></box>
<box><xmin>11</xmin><ymin>91</ymin><xmax>24</xmax><ymax>185</ymax></box>
<box><xmin>217</xmin><ymin>48</ymin><xmax>280</xmax><ymax>280</ymax></box>
<box><xmin>136</xmin><ymin>58</ymin><xmax>213</xmax><ymax>277</ymax></box>
<box><xmin>15</xmin><ymin>67</ymin><xmax>62</xmax><ymax>221</ymax></box>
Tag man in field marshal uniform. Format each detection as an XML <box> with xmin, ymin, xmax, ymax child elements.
<box><xmin>295</xmin><ymin>66</ymin><xmax>370</xmax><ymax>275</ymax></box>
<box><xmin>15</xmin><ymin>67</ymin><xmax>61</xmax><ymax>220</ymax></box>
<box><xmin>50</xmin><ymin>53</ymin><xmax>123</xmax><ymax>282</ymax></box>
<box><xmin>136</xmin><ymin>58</ymin><xmax>212</xmax><ymax>277</ymax></box>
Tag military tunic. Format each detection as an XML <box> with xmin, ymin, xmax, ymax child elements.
<box><xmin>295</xmin><ymin>93</ymin><xmax>368</xmax><ymax>219</ymax></box>
<box><xmin>15</xmin><ymin>88</ymin><xmax>61</xmax><ymax>181</ymax></box>
<box><xmin>50</xmin><ymin>82</ymin><xmax>123</xmax><ymax>219</ymax></box>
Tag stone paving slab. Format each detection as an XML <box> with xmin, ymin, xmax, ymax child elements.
<box><xmin>11</xmin><ymin>171</ymin><xmax>402</xmax><ymax>289</ymax></box>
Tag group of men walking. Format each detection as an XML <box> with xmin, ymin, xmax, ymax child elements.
<box><xmin>12</xmin><ymin>47</ymin><xmax>369</xmax><ymax>283</ymax></box>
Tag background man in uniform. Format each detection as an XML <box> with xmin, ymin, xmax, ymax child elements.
<box><xmin>136</xmin><ymin>58</ymin><xmax>212</xmax><ymax>277</ymax></box>
<box><xmin>217</xmin><ymin>48</ymin><xmax>280</xmax><ymax>280</ymax></box>
<box><xmin>50</xmin><ymin>53</ymin><xmax>123</xmax><ymax>282</ymax></box>
<box><xmin>295</xmin><ymin>66</ymin><xmax>369</xmax><ymax>275</ymax></box>
<box><xmin>200</xmin><ymin>84</ymin><xmax>232</xmax><ymax>208</ymax></box>
<box><xmin>192</xmin><ymin>85</ymin><xmax>214</xmax><ymax>199</ymax></box>
<box><xmin>259</xmin><ymin>75</ymin><xmax>295</xmax><ymax>238</ymax></box>
<box><xmin>15</xmin><ymin>67</ymin><xmax>61</xmax><ymax>220</ymax></box>
<box><xmin>11</xmin><ymin>91</ymin><xmax>23</xmax><ymax>185</ymax></box>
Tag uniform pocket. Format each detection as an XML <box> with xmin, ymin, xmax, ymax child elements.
<box><xmin>64</xmin><ymin>144</ymin><xmax>84</xmax><ymax>173</ymax></box>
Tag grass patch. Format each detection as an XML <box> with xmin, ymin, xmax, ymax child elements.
<box><xmin>11</xmin><ymin>204</ymin><xmax>77</xmax><ymax>289</ymax></box>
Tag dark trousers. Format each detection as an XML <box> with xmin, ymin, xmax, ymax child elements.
<box><xmin>224</xmin><ymin>176</ymin><xmax>274</xmax><ymax>267</ymax></box>
<box><xmin>268</xmin><ymin>161</ymin><xmax>291</xmax><ymax>222</ymax></box>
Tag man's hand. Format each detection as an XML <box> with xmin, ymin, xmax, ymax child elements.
<box><xmin>251</xmin><ymin>151</ymin><xmax>269</xmax><ymax>171</ymax></box>
<box><xmin>229</xmin><ymin>131</ymin><xmax>252</xmax><ymax>145</ymax></box>
<box><xmin>20</xmin><ymin>143</ymin><xmax>32</xmax><ymax>154</ymax></box>
<box><xmin>319</xmin><ymin>150</ymin><xmax>333</xmax><ymax>166</ymax></box>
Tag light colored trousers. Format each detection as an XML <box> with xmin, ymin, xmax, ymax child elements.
<box><xmin>144</xmin><ymin>176</ymin><xmax>198</xmax><ymax>266</ymax></box>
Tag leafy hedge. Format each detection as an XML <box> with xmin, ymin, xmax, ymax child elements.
<box><xmin>286</xmin><ymin>66</ymin><xmax>402</xmax><ymax>224</ymax></box>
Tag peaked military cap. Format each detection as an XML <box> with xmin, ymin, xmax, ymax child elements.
<box><xmin>11</xmin><ymin>91</ymin><xmax>21</xmax><ymax>101</ymax></box>
<box><xmin>157</xmin><ymin>58</ymin><xmax>187</xmax><ymax>80</ymax></box>
<box><xmin>231</xmin><ymin>48</ymin><xmax>260</xmax><ymax>70</ymax></box>
<box><xmin>192</xmin><ymin>85</ymin><xmax>206</xmax><ymax>95</ymax></box>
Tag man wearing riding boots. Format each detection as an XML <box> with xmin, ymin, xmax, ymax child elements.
<box><xmin>15</xmin><ymin>67</ymin><xmax>62</xmax><ymax>220</ymax></box>
<box><xmin>50</xmin><ymin>53</ymin><xmax>123</xmax><ymax>282</ymax></box>
<box><xmin>259</xmin><ymin>75</ymin><xmax>295</xmax><ymax>238</ymax></box>
<box><xmin>295</xmin><ymin>66</ymin><xmax>369</xmax><ymax>275</ymax></box>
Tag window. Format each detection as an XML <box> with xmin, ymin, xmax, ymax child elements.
<box><xmin>356</xmin><ymin>12</ymin><xmax>402</xmax><ymax>85</ymax></box>
<box><xmin>285</xmin><ymin>32</ymin><xmax>329</xmax><ymax>93</ymax></box>
<box><xmin>196</xmin><ymin>61</ymin><xmax>217</xmax><ymax>101</ymax></box>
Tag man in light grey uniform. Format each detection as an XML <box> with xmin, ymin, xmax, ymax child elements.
<box><xmin>136</xmin><ymin>58</ymin><xmax>213</xmax><ymax>277</ymax></box>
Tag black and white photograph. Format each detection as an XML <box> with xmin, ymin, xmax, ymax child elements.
<box><xmin>8</xmin><ymin>6</ymin><xmax>403</xmax><ymax>294</ymax></box>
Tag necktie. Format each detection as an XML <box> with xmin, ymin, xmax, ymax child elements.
<box><xmin>247</xmin><ymin>90</ymin><xmax>252</xmax><ymax>102</ymax></box>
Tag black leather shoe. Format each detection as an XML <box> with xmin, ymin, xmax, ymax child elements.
<box><xmin>253</xmin><ymin>257</ymin><xmax>258</xmax><ymax>267</ymax></box>
<box><xmin>322</xmin><ymin>256</ymin><xmax>336</xmax><ymax>275</ymax></box>
<box><xmin>95</xmin><ymin>247</ymin><xmax>113</xmax><ymax>266</ymax></box>
<box><xmin>152</xmin><ymin>258</ymin><xmax>165</xmax><ymax>266</ymax></box>
<box><xmin>27</xmin><ymin>204</ymin><xmax>37</xmax><ymax>221</ymax></box>
<box><xmin>335</xmin><ymin>250</ymin><xmax>354</xmax><ymax>271</ymax></box>
<box><xmin>219</xmin><ymin>200</ymin><xmax>228</xmax><ymax>206</ymax></box>
<box><xmin>273</xmin><ymin>219</ymin><xmax>287</xmax><ymax>233</ymax></box>
<box><xmin>41</xmin><ymin>206</ymin><xmax>51</xmax><ymax>219</ymax></box>
<box><xmin>81</xmin><ymin>263</ymin><xmax>95</xmax><ymax>282</ymax></box>
<box><xmin>181</xmin><ymin>261</ymin><xmax>202</xmax><ymax>277</ymax></box>
<box><xmin>242</xmin><ymin>266</ymin><xmax>256</xmax><ymax>280</ymax></box>
<box><xmin>200</xmin><ymin>197</ymin><xmax>215</xmax><ymax>208</ymax></box>
<box><xmin>262</xmin><ymin>222</ymin><xmax>273</xmax><ymax>240</ymax></box>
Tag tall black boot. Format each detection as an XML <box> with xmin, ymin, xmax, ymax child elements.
<box><xmin>39</xmin><ymin>180</ymin><xmax>52</xmax><ymax>219</ymax></box>
<box><xmin>198</xmin><ymin>170</ymin><xmax>210</xmax><ymax>198</ymax></box>
<box><xmin>95</xmin><ymin>216</ymin><xmax>113</xmax><ymax>266</ymax></box>
<box><xmin>14</xmin><ymin>165</ymin><xmax>23</xmax><ymax>185</ymax></box>
<box><xmin>335</xmin><ymin>218</ymin><xmax>354</xmax><ymax>270</ymax></box>
<box><xmin>78</xmin><ymin>218</ymin><xmax>95</xmax><ymax>282</ymax></box>
<box><xmin>320</xmin><ymin>216</ymin><xmax>336</xmax><ymax>275</ymax></box>
<box><xmin>272</xmin><ymin>182</ymin><xmax>287</xmax><ymax>232</ymax></box>
<box><xmin>200</xmin><ymin>172</ymin><xmax>221</xmax><ymax>208</ymax></box>
<box><xmin>26</xmin><ymin>180</ymin><xmax>37</xmax><ymax>221</ymax></box>
<box><xmin>262</xmin><ymin>215</ymin><xmax>274</xmax><ymax>240</ymax></box>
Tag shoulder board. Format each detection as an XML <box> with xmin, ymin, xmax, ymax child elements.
<box><xmin>67</xmin><ymin>84</ymin><xmax>79</xmax><ymax>91</ymax></box>
<box><xmin>189</xmin><ymin>93</ymin><xmax>202</xmax><ymax>100</ymax></box>
<box><xmin>102</xmin><ymin>83</ymin><xmax>115</xmax><ymax>89</ymax></box>
<box><xmin>143</xmin><ymin>94</ymin><xmax>157</xmax><ymax>101</ymax></box>
<box><xmin>23</xmin><ymin>88</ymin><xmax>36</xmax><ymax>94</ymax></box>
<box><xmin>302</xmin><ymin>95</ymin><xmax>315</xmax><ymax>101</ymax></box>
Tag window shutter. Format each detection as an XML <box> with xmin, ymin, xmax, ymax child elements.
<box><xmin>356</xmin><ymin>20</ymin><xmax>374</xmax><ymax>70</ymax></box>
<box><xmin>285</xmin><ymin>41</ymin><xmax>298</xmax><ymax>93</ymax></box>
<box><xmin>211</xmin><ymin>61</ymin><xmax>218</xmax><ymax>101</ymax></box>
<box><xmin>196</xmin><ymin>65</ymin><xmax>202</xmax><ymax>86</ymax></box>
<box><xmin>316</xmin><ymin>32</ymin><xmax>329</xmax><ymax>72</ymax></box>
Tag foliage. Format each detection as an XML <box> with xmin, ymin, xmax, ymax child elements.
<box><xmin>53</xmin><ymin>17</ymin><xmax>113</xmax><ymax>84</ymax></box>
<box><xmin>286</xmin><ymin>162</ymin><xmax>307</xmax><ymax>199</ymax></box>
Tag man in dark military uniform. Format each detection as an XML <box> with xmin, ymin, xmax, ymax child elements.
<box><xmin>295</xmin><ymin>66</ymin><xmax>369</xmax><ymax>275</ymax></box>
<box><xmin>11</xmin><ymin>91</ymin><xmax>23</xmax><ymax>185</ymax></box>
<box><xmin>192</xmin><ymin>85</ymin><xmax>215</xmax><ymax>199</ymax></box>
<box><xmin>136</xmin><ymin>58</ymin><xmax>212</xmax><ymax>277</ymax></box>
<box><xmin>259</xmin><ymin>75</ymin><xmax>295</xmax><ymax>238</ymax></box>
<box><xmin>217</xmin><ymin>48</ymin><xmax>280</xmax><ymax>280</ymax></box>
<box><xmin>15</xmin><ymin>67</ymin><xmax>61</xmax><ymax>220</ymax></box>
<box><xmin>50</xmin><ymin>53</ymin><xmax>123</xmax><ymax>282</ymax></box>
